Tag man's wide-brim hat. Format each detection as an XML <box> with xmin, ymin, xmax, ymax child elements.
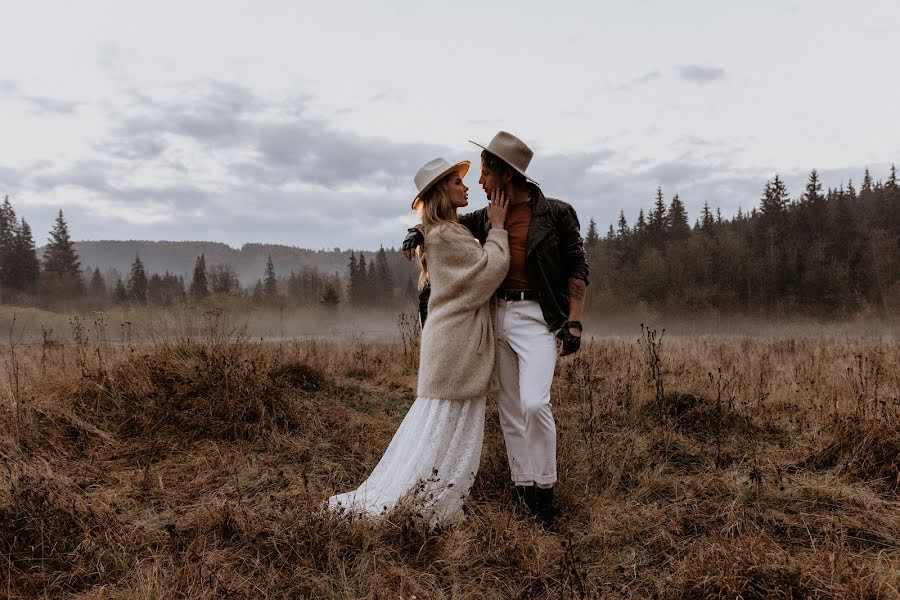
<box><xmin>469</xmin><ymin>130</ymin><xmax>539</xmax><ymax>185</ymax></box>
<box><xmin>411</xmin><ymin>158</ymin><xmax>470</xmax><ymax>210</ymax></box>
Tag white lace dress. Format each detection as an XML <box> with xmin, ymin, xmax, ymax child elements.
<box><xmin>327</xmin><ymin>395</ymin><xmax>485</xmax><ymax>525</ymax></box>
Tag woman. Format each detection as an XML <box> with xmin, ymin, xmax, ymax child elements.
<box><xmin>328</xmin><ymin>157</ymin><xmax>509</xmax><ymax>524</ymax></box>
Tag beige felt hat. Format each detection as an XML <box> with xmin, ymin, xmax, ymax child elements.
<box><xmin>411</xmin><ymin>157</ymin><xmax>470</xmax><ymax>209</ymax></box>
<box><xmin>469</xmin><ymin>130</ymin><xmax>538</xmax><ymax>185</ymax></box>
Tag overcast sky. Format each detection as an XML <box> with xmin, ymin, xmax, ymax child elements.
<box><xmin>1</xmin><ymin>0</ymin><xmax>898</xmax><ymax>250</ymax></box>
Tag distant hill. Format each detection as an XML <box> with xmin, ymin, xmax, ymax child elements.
<box><xmin>37</xmin><ymin>240</ymin><xmax>417</xmax><ymax>286</ymax></box>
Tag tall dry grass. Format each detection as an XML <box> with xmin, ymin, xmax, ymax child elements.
<box><xmin>1</xmin><ymin>309</ymin><xmax>898</xmax><ymax>598</ymax></box>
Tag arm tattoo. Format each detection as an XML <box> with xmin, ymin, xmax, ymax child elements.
<box><xmin>568</xmin><ymin>278</ymin><xmax>586</xmax><ymax>301</ymax></box>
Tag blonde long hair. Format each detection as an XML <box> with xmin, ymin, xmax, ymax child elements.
<box><xmin>417</xmin><ymin>176</ymin><xmax>457</xmax><ymax>230</ymax></box>
<box><xmin>414</xmin><ymin>174</ymin><xmax>458</xmax><ymax>289</ymax></box>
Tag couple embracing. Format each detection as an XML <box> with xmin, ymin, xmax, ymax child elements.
<box><xmin>328</xmin><ymin>131</ymin><xmax>589</xmax><ymax>528</ymax></box>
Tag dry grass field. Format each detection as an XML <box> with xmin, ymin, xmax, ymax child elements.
<box><xmin>1</xmin><ymin>307</ymin><xmax>899</xmax><ymax>598</ymax></box>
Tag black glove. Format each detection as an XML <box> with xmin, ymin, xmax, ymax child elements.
<box><xmin>402</xmin><ymin>227</ymin><xmax>424</xmax><ymax>253</ymax></box>
<box><xmin>556</xmin><ymin>321</ymin><xmax>582</xmax><ymax>353</ymax></box>
<box><xmin>418</xmin><ymin>283</ymin><xmax>431</xmax><ymax>327</ymax></box>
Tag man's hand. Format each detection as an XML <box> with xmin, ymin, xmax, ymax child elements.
<box><xmin>556</xmin><ymin>321</ymin><xmax>582</xmax><ymax>357</ymax></box>
<box><xmin>402</xmin><ymin>227</ymin><xmax>424</xmax><ymax>261</ymax></box>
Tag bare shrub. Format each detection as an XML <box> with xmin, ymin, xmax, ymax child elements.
<box><xmin>804</xmin><ymin>416</ymin><xmax>900</xmax><ymax>494</ymax></box>
<box><xmin>61</xmin><ymin>338</ymin><xmax>326</xmax><ymax>441</ymax></box>
<box><xmin>0</xmin><ymin>465</ymin><xmax>134</xmax><ymax>596</ymax></box>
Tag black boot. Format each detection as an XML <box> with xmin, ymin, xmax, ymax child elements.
<box><xmin>533</xmin><ymin>487</ymin><xmax>560</xmax><ymax>529</ymax></box>
<box><xmin>514</xmin><ymin>485</ymin><xmax>536</xmax><ymax>513</ymax></box>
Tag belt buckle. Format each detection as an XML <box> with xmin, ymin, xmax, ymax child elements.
<box><xmin>498</xmin><ymin>289</ymin><xmax>530</xmax><ymax>301</ymax></box>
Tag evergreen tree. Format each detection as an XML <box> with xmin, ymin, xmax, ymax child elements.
<box><xmin>648</xmin><ymin>187</ymin><xmax>669</xmax><ymax>242</ymax></box>
<box><xmin>668</xmin><ymin>194</ymin><xmax>690</xmax><ymax>240</ymax></box>
<box><xmin>171</xmin><ymin>272</ymin><xmax>187</xmax><ymax>304</ymax></box>
<box><xmin>356</xmin><ymin>254</ymin><xmax>370</xmax><ymax>305</ymax></box>
<box><xmin>9</xmin><ymin>218</ymin><xmax>40</xmax><ymax>293</ymax></box>
<box><xmin>700</xmin><ymin>202</ymin><xmax>714</xmax><ymax>232</ymax></box>
<box><xmin>127</xmin><ymin>254</ymin><xmax>149</xmax><ymax>304</ymax></box>
<box><xmin>263</xmin><ymin>254</ymin><xmax>278</xmax><ymax>299</ymax></box>
<box><xmin>189</xmin><ymin>254</ymin><xmax>209</xmax><ymax>300</ymax></box>
<box><xmin>846</xmin><ymin>179</ymin><xmax>857</xmax><ymax>201</ymax></box>
<box><xmin>635</xmin><ymin>209</ymin><xmax>647</xmax><ymax>233</ymax></box>
<box><xmin>321</xmin><ymin>283</ymin><xmax>340</xmax><ymax>306</ymax></box>
<box><xmin>802</xmin><ymin>169</ymin><xmax>824</xmax><ymax>204</ymax></box>
<box><xmin>585</xmin><ymin>218</ymin><xmax>600</xmax><ymax>248</ymax></box>
<box><xmin>801</xmin><ymin>169</ymin><xmax>827</xmax><ymax>238</ymax></box>
<box><xmin>251</xmin><ymin>279</ymin><xmax>264</xmax><ymax>302</ymax></box>
<box><xmin>887</xmin><ymin>164</ymin><xmax>898</xmax><ymax>191</ymax></box>
<box><xmin>43</xmin><ymin>210</ymin><xmax>81</xmax><ymax>278</ymax></box>
<box><xmin>113</xmin><ymin>277</ymin><xmax>128</xmax><ymax>304</ymax></box>
<box><xmin>0</xmin><ymin>196</ymin><xmax>15</xmax><ymax>249</ymax></box>
<box><xmin>612</xmin><ymin>210</ymin><xmax>631</xmax><ymax>263</ymax></box>
<box><xmin>347</xmin><ymin>251</ymin><xmax>359</xmax><ymax>304</ymax></box>
<box><xmin>0</xmin><ymin>197</ymin><xmax>18</xmax><ymax>296</ymax></box>
<box><xmin>89</xmin><ymin>268</ymin><xmax>106</xmax><ymax>298</ymax></box>
<box><xmin>287</xmin><ymin>270</ymin><xmax>301</xmax><ymax>302</ymax></box>
<box><xmin>148</xmin><ymin>273</ymin><xmax>163</xmax><ymax>304</ymax></box>
<box><xmin>374</xmin><ymin>246</ymin><xmax>394</xmax><ymax>304</ymax></box>
<box><xmin>209</xmin><ymin>264</ymin><xmax>239</xmax><ymax>295</ymax></box>
<box><xmin>152</xmin><ymin>272</ymin><xmax>186</xmax><ymax>305</ymax></box>
<box><xmin>861</xmin><ymin>168</ymin><xmax>873</xmax><ymax>193</ymax></box>
<box><xmin>760</xmin><ymin>175</ymin><xmax>789</xmax><ymax>221</ymax></box>
<box><xmin>616</xmin><ymin>210</ymin><xmax>630</xmax><ymax>238</ymax></box>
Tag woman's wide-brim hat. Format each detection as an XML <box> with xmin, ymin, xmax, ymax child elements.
<box><xmin>411</xmin><ymin>158</ymin><xmax>470</xmax><ymax>210</ymax></box>
<box><xmin>469</xmin><ymin>130</ymin><xmax>539</xmax><ymax>185</ymax></box>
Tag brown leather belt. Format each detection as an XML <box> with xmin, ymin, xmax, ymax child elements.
<box><xmin>496</xmin><ymin>289</ymin><xmax>539</xmax><ymax>301</ymax></box>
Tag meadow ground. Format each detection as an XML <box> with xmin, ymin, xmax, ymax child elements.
<box><xmin>1</xmin><ymin>306</ymin><xmax>898</xmax><ymax>598</ymax></box>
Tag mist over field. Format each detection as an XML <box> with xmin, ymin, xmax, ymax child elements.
<box><xmin>3</xmin><ymin>302</ymin><xmax>898</xmax><ymax>349</ymax></box>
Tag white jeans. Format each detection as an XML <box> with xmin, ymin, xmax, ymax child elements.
<box><xmin>496</xmin><ymin>299</ymin><xmax>558</xmax><ymax>487</ymax></box>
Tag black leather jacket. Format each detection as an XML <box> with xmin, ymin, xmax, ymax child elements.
<box><xmin>413</xmin><ymin>185</ymin><xmax>589</xmax><ymax>331</ymax></box>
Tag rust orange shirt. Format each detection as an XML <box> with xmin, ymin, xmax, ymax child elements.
<box><xmin>500</xmin><ymin>200</ymin><xmax>532</xmax><ymax>291</ymax></box>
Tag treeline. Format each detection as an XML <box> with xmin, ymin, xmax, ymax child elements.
<box><xmin>584</xmin><ymin>165</ymin><xmax>900</xmax><ymax>317</ymax></box>
<box><xmin>71</xmin><ymin>240</ymin><xmax>366</xmax><ymax>287</ymax></box>
<box><xmin>6</xmin><ymin>162</ymin><xmax>899</xmax><ymax>317</ymax></box>
<box><xmin>109</xmin><ymin>250</ymin><xmax>414</xmax><ymax>308</ymax></box>
<box><xmin>0</xmin><ymin>194</ymin><xmax>418</xmax><ymax>310</ymax></box>
<box><xmin>112</xmin><ymin>252</ymin><xmax>348</xmax><ymax>307</ymax></box>
<box><xmin>0</xmin><ymin>199</ymin><xmax>81</xmax><ymax>302</ymax></box>
<box><xmin>346</xmin><ymin>248</ymin><xmax>415</xmax><ymax>307</ymax></box>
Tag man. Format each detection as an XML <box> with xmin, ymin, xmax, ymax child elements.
<box><xmin>403</xmin><ymin>131</ymin><xmax>589</xmax><ymax>527</ymax></box>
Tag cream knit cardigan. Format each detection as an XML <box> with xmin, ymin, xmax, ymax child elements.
<box><xmin>416</xmin><ymin>223</ymin><xmax>510</xmax><ymax>400</ymax></box>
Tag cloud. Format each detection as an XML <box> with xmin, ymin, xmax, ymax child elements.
<box><xmin>97</xmin><ymin>134</ymin><xmax>168</xmax><ymax>160</ymax></box>
<box><xmin>613</xmin><ymin>66</ymin><xmax>725</xmax><ymax>91</ymax></box>
<box><xmin>613</xmin><ymin>70</ymin><xmax>663</xmax><ymax>91</ymax></box>
<box><xmin>98</xmin><ymin>80</ymin><xmax>446</xmax><ymax>191</ymax></box>
<box><xmin>23</xmin><ymin>96</ymin><xmax>82</xmax><ymax>115</ymax></box>
<box><xmin>12</xmin><ymin>76</ymin><xmax>866</xmax><ymax>250</ymax></box>
<box><xmin>14</xmin><ymin>82</ymin><xmax>456</xmax><ymax>246</ymax></box>
<box><xmin>111</xmin><ymin>80</ymin><xmax>258</xmax><ymax>147</ymax></box>
<box><xmin>16</xmin><ymin>76</ymin><xmax>765</xmax><ymax>248</ymax></box>
<box><xmin>255</xmin><ymin>123</ymin><xmax>445</xmax><ymax>189</ymax></box>
<box><xmin>0</xmin><ymin>81</ymin><xmax>81</xmax><ymax>114</ymax></box>
<box><xmin>31</xmin><ymin>160</ymin><xmax>114</xmax><ymax>194</ymax></box>
<box><xmin>642</xmin><ymin>161</ymin><xmax>711</xmax><ymax>187</ymax></box>
<box><xmin>675</xmin><ymin>64</ymin><xmax>726</xmax><ymax>85</ymax></box>
<box><xmin>0</xmin><ymin>165</ymin><xmax>22</xmax><ymax>190</ymax></box>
